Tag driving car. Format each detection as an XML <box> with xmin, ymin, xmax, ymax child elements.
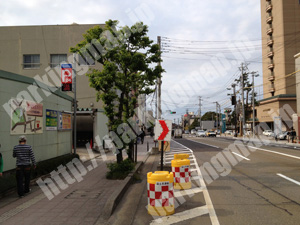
<box><xmin>206</xmin><ymin>130</ymin><xmax>216</xmax><ymax>137</ymax></box>
<box><xmin>196</xmin><ymin>130</ymin><xmax>206</xmax><ymax>137</ymax></box>
<box><xmin>191</xmin><ymin>129</ymin><xmax>197</xmax><ymax>135</ymax></box>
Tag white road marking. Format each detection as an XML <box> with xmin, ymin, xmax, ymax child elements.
<box><xmin>249</xmin><ymin>146</ymin><xmax>300</xmax><ymax>160</ymax></box>
<box><xmin>187</xmin><ymin>139</ymin><xmax>220</xmax><ymax>149</ymax></box>
<box><xmin>232</xmin><ymin>152</ymin><xmax>250</xmax><ymax>161</ymax></box>
<box><xmin>277</xmin><ymin>173</ymin><xmax>300</xmax><ymax>186</ymax></box>
<box><xmin>150</xmin><ymin>206</ymin><xmax>209</xmax><ymax>225</ymax></box>
<box><xmin>174</xmin><ymin>187</ymin><xmax>204</xmax><ymax>198</ymax></box>
<box><xmin>171</xmin><ymin>140</ymin><xmax>220</xmax><ymax>225</ymax></box>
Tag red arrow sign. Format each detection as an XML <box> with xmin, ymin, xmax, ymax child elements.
<box><xmin>158</xmin><ymin>120</ymin><xmax>169</xmax><ymax>140</ymax></box>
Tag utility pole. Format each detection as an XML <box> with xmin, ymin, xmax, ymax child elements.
<box><xmin>214</xmin><ymin>102</ymin><xmax>219</xmax><ymax>131</ymax></box>
<box><xmin>73</xmin><ymin>53</ymin><xmax>77</xmax><ymax>155</ymax></box>
<box><xmin>252</xmin><ymin>72</ymin><xmax>259</xmax><ymax>138</ymax></box>
<box><xmin>198</xmin><ymin>96</ymin><xmax>202</xmax><ymax>129</ymax></box>
<box><xmin>219</xmin><ymin>104</ymin><xmax>222</xmax><ymax>134</ymax></box>
<box><xmin>157</xmin><ymin>36</ymin><xmax>162</xmax><ymax>119</ymax></box>
<box><xmin>232</xmin><ymin>83</ymin><xmax>237</xmax><ymax>137</ymax></box>
<box><xmin>240</xmin><ymin>63</ymin><xmax>245</xmax><ymax>136</ymax></box>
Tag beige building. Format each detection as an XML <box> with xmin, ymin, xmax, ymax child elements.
<box><xmin>0</xmin><ymin>24</ymin><xmax>109</xmax><ymax>148</ymax></box>
<box><xmin>257</xmin><ymin>0</ymin><xmax>300</xmax><ymax>130</ymax></box>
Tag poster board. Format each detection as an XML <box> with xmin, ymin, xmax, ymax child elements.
<box><xmin>10</xmin><ymin>99</ymin><xmax>43</xmax><ymax>135</ymax></box>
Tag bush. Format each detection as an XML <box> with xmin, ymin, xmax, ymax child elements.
<box><xmin>106</xmin><ymin>158</ymin><xmax>135</xmax><ymax>180</ymax></box>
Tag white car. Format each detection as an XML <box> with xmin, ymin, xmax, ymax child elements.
<box><xmin>225</xmin><ymin>130</ymin><xmax>233</xmax><ymax>135</ymax></box>
<box><xmin>196</xmin><ymin>130</ymin><xmax>206</xmax><ymax>137</ymax></box>
<box><xmin>263</xmin><ymin>130</ymin><xmax>273</xmax><ymax>136</ymax></box>
<box><xmin>191</xmin><ymin>129</ymin><xmax>197</xmax><ymax>135</ymax></box>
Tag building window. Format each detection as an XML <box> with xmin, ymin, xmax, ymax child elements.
<box><xmin>78</xmin><ymin>53</ymin><xmax>95</xmax><ymax>66</ymax></box>
<box><xmin>23</xmin><ymin>54</ymin><xmax>40</xmax><ymax>69</ymax></box>
<box><xmin>50</xmin><ymin>54</ymin><xmax>67</xmax><ymax>68</ymax></box>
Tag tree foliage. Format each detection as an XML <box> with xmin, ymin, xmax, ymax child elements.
<box><xmin>70</xmin><ymin>20</ymin><xmax>163</xmax><ymax>162</ymax></box>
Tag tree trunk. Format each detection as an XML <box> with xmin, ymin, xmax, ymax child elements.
<box><xmin>116</xmin><ymin>149</ymin><xmax>123</xmax><ymax>163</ymax></box>
<box><xmin>127</xmin><ymin>141</ymin><xmax>134</xmax><ymax>161</ymax></box>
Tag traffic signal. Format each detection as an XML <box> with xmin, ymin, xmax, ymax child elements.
<box><xmin>170</xmin><ymin>111</ymin><xmax>176</xmax><ymax>114</ymax></box>
<box><xmin>231</xmin><ymin>96</ymin><xmax>236</xmax><ymax>105</ymax></box>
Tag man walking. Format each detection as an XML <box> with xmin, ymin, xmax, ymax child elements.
<box><xmin>13</xmin><ymin>136</ymin><xmax>36</xmax><ymax>197</ymax></box>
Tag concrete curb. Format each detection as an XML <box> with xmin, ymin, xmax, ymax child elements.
<box><xmin>102</xmin><ymin>154</ymin><xmax>149</xmax><ymax>220</ymax></box>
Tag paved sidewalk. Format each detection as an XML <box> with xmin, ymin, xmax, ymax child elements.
<box><xmin>0</xmin><ymin>136</ymin><xmax>156</xmax><ymax>225</ymax></box>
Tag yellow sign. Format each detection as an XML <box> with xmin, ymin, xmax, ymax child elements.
<box><xmin>159</xmin><ymin>141</ymin><xmax>170</xmax><ymax>152</ymax></box>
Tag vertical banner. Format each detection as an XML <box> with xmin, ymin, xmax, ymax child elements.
<box><xmin>61</xmin><ymin>64</ymin><xmax>73</xmax><ymax>91</ymax></box>
<box><xmin>58</xmin><ymin>112</ymin><xmax>72</xmax><ymax>130</ymax></box>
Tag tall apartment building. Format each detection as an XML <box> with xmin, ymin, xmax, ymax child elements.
<box><xmin>0</xmin><ymin>24</ymin><xmax>109</xmax><ymax>148</ymax></box>
<box><xmin>257</xmin><ymin>0</ymin><xmax>300</xmax><ymax>130</ymax></box>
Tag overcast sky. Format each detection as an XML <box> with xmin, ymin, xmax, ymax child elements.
<box><xmin>0</xmin><ymin>0</ymin><xmax>263</xmax><ymax>121</ymax></box>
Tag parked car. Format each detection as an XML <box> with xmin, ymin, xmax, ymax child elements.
<box><xmin>196</xmin><ymin>130</ymin><xmax>206</xmax><ymax>137</ymax></box>
<box><xmin>184</xmin><ymin>130</ymin><xmax>189</xmax><ymax>134</ymax></box>
<box><xmin>191</xmin><ymin>129</ymin><xmax>197</xmax><ymax>135</ymax></box>
<box><xmin>206</xmin><ymin>130</ymin><xmax>216</xmax><ymax>137</ymax></box>
<box><xmin>225</xmin><ymin>130</ymin><xmax>233</xmax><ymax>135</ymax></box>
<box><xmin>277</xmin><ymin>131</ymin><xmax>290</xmax><ymax>140</ymax></box>
<box><xmin>263</xmin><ymin>130</ymin><xmax>273</xmax><ymax>136</ymax></box>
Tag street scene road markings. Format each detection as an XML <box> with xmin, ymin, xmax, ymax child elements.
<box><xmin>174</xmin><ymin>187</ymin><xmax>204</xmax><ymax>198</ymax></box>
<box><xmin>161</xmin><ymin>140</ymin><xmax>220</xmax><ymax>225</ymax></box>
<box><xmin>277</xmin><ymin>173</ymin><xmax>300</xmax><ymax>186</ymax></box>
<box><xmin>187</xmin><ymin>139</ymin><xmax>220</xmax><ymax>149</ymax></box>
<box><xmin>232</xmin><ymin>152</ymin><xmax>250</xmax><ymax>161</ymax></box>
<box><xmin>150</xmin><ymin>206</ymin><xmax>209</xmax><ymax>225</ymax></box>
<box><xmin>248</xmin><ymin>146</ymin><xmax>300</xmax><ymax>160</ymax></box>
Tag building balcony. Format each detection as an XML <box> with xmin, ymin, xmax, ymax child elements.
<box><xmin>269</xmin><ymin>83</ymin><xmax>275</xmax><ymax>93</ymax></box>
<box><xmin>266</xmin><ymin>4</ymin><xmax>272</xmax><ymax>12</ymax></box>
<box><xmin>266</xmin><ymin>16</ymin><xmax>273</xmax><ymax>24</ymax></box>
<box><xmin>267</xmin><ymin>28</ymin><xmax>273</xmax><ymax>35</ymax></box>
<box><xmin>267</xmin><ymin>51</ymin><xmax>274</xmax><ymax>58</ymax></box>
<box><xmin>268</xmin><ymin>63</ymin><xmax>274</xmax><ymax>69</ymax></box>
<box><xmin>267</xmin><ymin>39</ymin><xmax>274</xmax><ymax>46</ymax></box>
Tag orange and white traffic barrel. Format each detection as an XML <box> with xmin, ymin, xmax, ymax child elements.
<box><xmin>147</xmin><ymin>171</ymin><xmax>175</xmax><ymax>216</ymax></box>
<box><xmin>171</xmin><ymin>159</ymin><xmax>191</xmax><ymax>190</ymax></box>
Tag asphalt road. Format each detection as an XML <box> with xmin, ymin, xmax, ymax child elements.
<box><xmin>175</xmin><ymin>136</ymin><xmax>300</xmax><ymax>225</ymax></box>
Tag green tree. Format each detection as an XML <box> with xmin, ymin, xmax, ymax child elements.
<box><xmin>70</xmin><ymin>20</ymin><xmax>163</xmax><ymax>163</ymax></box>
<box><xmin>189</xmin><ymin>118</ymin><xmax>199</xmax><ymax>130</ymax></box>
<box><xmin>201</xmin><ymin>111</ymin><xmax>218</xmax><ymax>121</ymax></box>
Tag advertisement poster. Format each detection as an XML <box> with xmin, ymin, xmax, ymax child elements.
<box><xmin>11</xmin><ymin>99</ymin><xmax>43</xmax><ymax>135</ymax></box>
<box><xmin>46</xmin><ymin>110</ymin><xmax>58</xmax><ymax>131</ymax></box>
<box><xmin>58</xmin><ymin>112</ymin><xmax>72</xmax><ymax>130</ymax></box>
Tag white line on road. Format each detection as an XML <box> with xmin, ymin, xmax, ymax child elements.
<box><xmin>232</xmin><ymin>152</ymin><xmax>250</xmax><ymax>161</ymax></box>
<box><xmin>187</xmin><ymin>139</ymin><xmax>220</xmax><ymax>149</ymax></box>
<box><xmin>277</xmin><ymin>173</ymin><xmax>300</xmax><ymax>186</ymax></box>
<box><xmin>150</xmin><ymin>206</ymin><xmax>209</xmax><ymax>225</ymax></box>
<box><xmin>249</xmin><ymin>146</ymin><xmax>300</xmax><ymax>160</ymax></box>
